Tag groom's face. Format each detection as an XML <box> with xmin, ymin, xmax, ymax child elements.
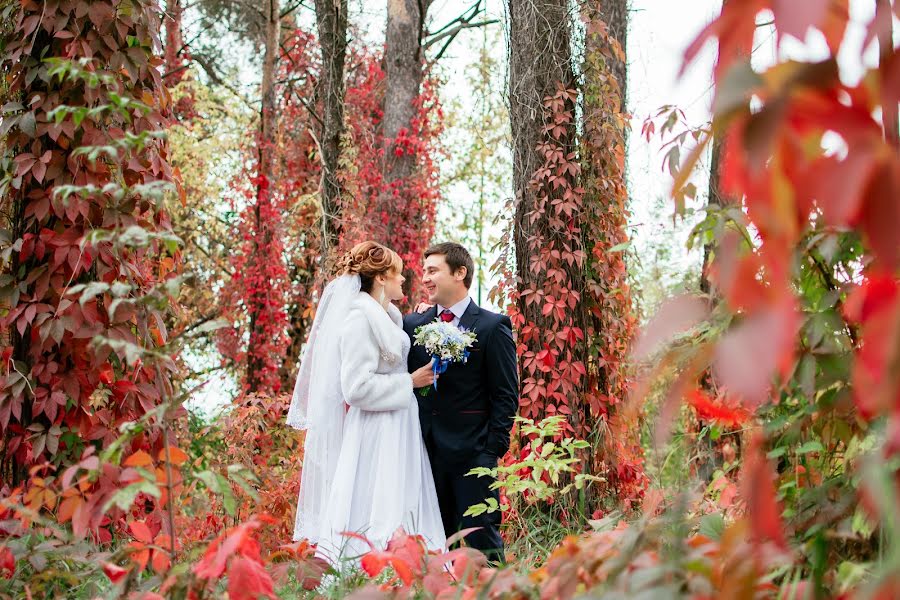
<box><xmin>422</xmin><ymin>254</ymin><xmax>465</xmax><ymax>305</ymax></box>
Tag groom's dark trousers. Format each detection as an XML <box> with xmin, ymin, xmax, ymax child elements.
<box><xmin>404</xmin><ymin>301</ymin><xmax>518</xmax><ymax>562</ymax></box>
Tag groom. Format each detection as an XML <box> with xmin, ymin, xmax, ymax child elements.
<box><xmin>403</xmin><ymin>242</ymin><xmax>518</xmax><ymax>562</ymax></box>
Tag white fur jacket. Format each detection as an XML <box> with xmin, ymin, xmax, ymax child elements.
<box><xmin>338</xmin><ymin>292</ymin><xmax>414</xmax><ymax>411</ymax></box>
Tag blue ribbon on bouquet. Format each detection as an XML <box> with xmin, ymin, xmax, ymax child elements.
<box><xmin>431</xmin><ymin>356</ymin><xmax>449</xmax><ymax>390</ymax></box>
<box><xmin>430</xmin><ymin>350</ymin><xmax>470</xmax><ymax>391</ymax></box>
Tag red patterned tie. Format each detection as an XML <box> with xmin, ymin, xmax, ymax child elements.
<box><xmin>439</xmin><ymin>309</ymin><xmax>454</xmax><ymax>323</ymax></box>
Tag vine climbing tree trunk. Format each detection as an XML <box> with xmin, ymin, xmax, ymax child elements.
<box><xmin>506</xmin><ymin>0</ymin><xmax>583</xmax><ymax>440</ymax></box>
<box><xmin>504</xmin><ymin>0</ymin><xmax>644</xmax><ymax>509</ymax></box>
<box><xmin>314</xmin><ymin>0</ymin><xmax>349</xmax><ymax>252</ymax></box>
<box><xmin>507</xmin><ymin>0</ymin><xmax>576</xmax><ymax>331</ymax></box>
<box><xmin>163</xmin><ymin>0</ymin><xmax>186</xmax><ymax>85</ymax></box>
<box><xmin>580</xmin><ymin>2</ymin><xmax>644</xmax><ymax>507</ymax></box>
<box><xmin>0</xmin><ymin>0</ymin><xmax>178</xmax><ymax>481</ymax></box>
<box><xmin>593</xmin><ymin>0</ymin><xmax>628</xmax><ymax>104</ymax></box>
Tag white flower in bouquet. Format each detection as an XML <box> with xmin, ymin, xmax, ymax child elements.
<box><xmin>414</xmin><ymin>320</ymin><xmax>477</xmax><ymax>363</ymax></box>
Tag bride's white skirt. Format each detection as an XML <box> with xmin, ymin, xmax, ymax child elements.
<box><xmin>315</xmin><ymin>399</ymin><xmax>446</xmax><ymax>563</ymax></box>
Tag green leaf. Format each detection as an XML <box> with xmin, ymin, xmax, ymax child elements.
<box><xmin>698</xmin><ymin>513</ymin><xmax>726</xmax><ymax>541</ymax></box>
<box><xmin>767</xmin><ymin>446</ymin><xmax>787</xmax><ymax>459</ymax></box>
<box><xmin>797</xmin><ymin>441</ymin><xmax>825</xmax><ymax>455</ymax></box>
<box><xmin>463</xmin><ymin>503</ymin><xmax>488</xmax><ymax>517</ymax></box>
<box><xmin>103</xmin><ymin>478</ymin><xmax>161</xmax><ymax>512</ymax></box>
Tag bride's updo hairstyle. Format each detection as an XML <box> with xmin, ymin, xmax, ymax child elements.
<box><xmin>335</xmin><ymin>241</ymin><xmax>402</xmax><ymax>293</ymax></box>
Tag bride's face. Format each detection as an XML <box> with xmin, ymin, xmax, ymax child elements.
<box><xmin>378</xmin><ymin>266</ymin><xmax>406</xmax><ymax>302</ymax></box>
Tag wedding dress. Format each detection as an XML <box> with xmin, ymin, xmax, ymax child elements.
<box><xmin>287</xmin><ymin>275</ymin><xmax>445</xmax><ymax>564</ymax></box>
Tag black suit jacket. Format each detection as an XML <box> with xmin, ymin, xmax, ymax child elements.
<box><xmin>404</xmin><ymin>301</ymin><xmax>518</xmax><ymax>466</ymax></box>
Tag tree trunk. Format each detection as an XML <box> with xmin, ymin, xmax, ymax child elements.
<box><xmin>507</xmin><ymin>0</ymin><xmax>576</xmax><ymax>317</ymax></box>
<box><xmin>580</xmin><ymin>1</ymin><xmax>644</xmax><ymax>506</ymax></box>
<box><xmin>382</xmin><ymin>0</ymin><xmax>428</xmax><ymax>193</ymax></box>
<box><xmin>163</xmin><ymin>0</ymin><xmax>185</xmax><ymax>85</ymax></box>
<box><xmin>246</xmin><ymin>0</ymin><xmax>281</xmax><ymax>393</ymax></box>
<box><xmin>379</xmin><ymin>0</ymin><xmax>432</xmax><ymax>300</ymax></box>
<box><xmin>314</xmin><ymin>0</ymin><xmax>349</xmax><ymax>252</ymax></box>
<box><xmin>700</xmin><ymin>132</ymin><xmax>724</xmax><ymax>294</ymax></box>
<box><xmin>594</xmin><ymin>0</ymin><xmax>628</xmax><ymax>105</ymax></box>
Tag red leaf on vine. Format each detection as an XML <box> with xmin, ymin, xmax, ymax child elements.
<box><xmin>0</xmin><ymin>546</ymin><xmax>13</xmax><ymax>579</ymax></box>
<box><xmin>102</xmin><ymin>562</ymin><xmax>128</xmax><ymax>584</ymax></box>
<box><xmin>845</xmin><ymin>273</ymin><xmax>900</xmax><ymax>422</ymax></box>
<box><xmin>537</xmin><ymin>345</ymin><xmax>556</xmax><ymax>369</ymax></box>
<box><xmin>741</xmin><ymin>433</ymin><xmax>788</xmax><ymax>550</ymax></box>
<box><xmin>686</xmin><ymin>388</ymin><xmax>751</xmax><ymax>428</ymax></box>
<box><xmin>129</xmin><ymin>520</ymin><xmax>154</xmax><ymax>544</ymax></box>
<box><xmin>360</xmin><ymin>551</ymin><xmax>391</xmax><ymax>579</ymax></box>
<box><xmin>193</xmin><ymin>518</ymin><xmax>265</xmax><ymax>580</ymax></box>
<box><xmin>228</xmin><ymin>556</ymin><xmax>275</xmax><ymax>600</ymax></box>
<box><xmin>714</xmin><ymin>299</ymin><xmax>798</xmax><ymax>407</ymax></box>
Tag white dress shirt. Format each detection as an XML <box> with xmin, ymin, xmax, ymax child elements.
<box><xmin>436</xmin><ymin>296</ymin><xmax>471</xmax><ymax>327</ymax></box>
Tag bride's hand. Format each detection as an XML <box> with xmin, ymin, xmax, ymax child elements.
<box><xmin>414</xmin><ymin>302</ymin><xmax>433</xmax><ymax>314</ymax></box>
<box><xmin>411</xmin><ymin>360</ymin><xmax>438</xmax><ymax>388</ymax></box>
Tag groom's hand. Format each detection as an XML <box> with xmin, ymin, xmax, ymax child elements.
<box><xmin>414</xmin><ymin>302</ymin><xmax>433</xmax><ymax>314</ymax></box>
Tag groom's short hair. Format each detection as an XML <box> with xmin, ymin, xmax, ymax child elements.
<box><xmin>424</xmin><ymin>242</ymin><xmax>474</xmax><ymax>289</ymax></box>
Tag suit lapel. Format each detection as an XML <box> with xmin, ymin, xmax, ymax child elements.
<box><xmin>422</xmin><ymin>305</ymin><xmax>438</xmax><ymax>324</ymax></box>
<box><xmin>458</xmin><ymin>300</ymin><xmax>481</xmax><ymax>334</ymax></box>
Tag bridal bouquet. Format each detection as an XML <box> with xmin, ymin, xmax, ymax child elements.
<box><xmin>413</xmin><ymin>321</ymin><xmax>477</xmax><ymax>392</ymax></box>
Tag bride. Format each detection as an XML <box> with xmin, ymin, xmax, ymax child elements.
<box><xmin>286</xmin><ymin>241</ymin><xmax>446</xmax><ymax>562</ymax></box>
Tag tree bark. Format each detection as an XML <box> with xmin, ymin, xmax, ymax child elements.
<box><xmin>700</xmin><ymin>132</ymin><xmax>724</xmax><ymax>295</ymax></box>
<box><xmin>593</xmin><ymin>0</ymin><xmax>628</xmax><ymax>105</ymax></box>
<box><xmin>507</xmin><ymin>0</ymin><xmax>576</xmax><ymax>317</ymax></box>
<box><xmin>314</xmin><ymin>0</ymin><xmax>349</xmax><ymax>252</ymax></box>
<box><xmin>246</xmin><ymin>0</ymin><xmax>281</xmax><ymax>392</ymax></box>
<box><xmin>163</xmin><ymin>0</ymin><xmax>186</xmax><ymax>85</ymax></box>
<box><xmin>381</xmin><ymin>0</ymin><xmax>430</xmax><ymax>238</ymax></box>
<box><xmin>377</xmin><ymin>0</ymin><xmax>433</xmax><ymax>302</ymax></box>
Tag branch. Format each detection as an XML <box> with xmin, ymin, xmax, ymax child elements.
<box><xmin>190</xmin><ymin>53</ymin><xmax>258</xmax><ymax>112</ymax></box>
<box><xmin>162</xmin><ymin>62</ymin><xmax>191</xmax><ymax>81</ymax></box>
<box><xmin>424</xmin><ymin>19</ymin><xmax>499</xmax><ymax>50</ymax></box>
<box><xmin>278</xmin><ymin>41</ymin><xmax>324</xmax><ymax>126</ymax></box>
<box><xmin>809</xmin><ymin>252</ymin><xmax>859</xmax><ymax>346</ymax></box>
<box><xmin>280</xmin><ymin>0</ymin><xmax>312</xmax><ymax>18</ymax></box>
<box><xmin>426</xmin><ymin>0</ymin><xmax>481</xmax><ymax>38</ymax></box>
<box><xmin>177</xmin><ymin>19</ymin><xmax>218</xmax><ymax>57</ymax></box>
<box><xmin>286</xmin><ymin>82</ymin><xmax>325</xmax><ymax>128</ymax></box>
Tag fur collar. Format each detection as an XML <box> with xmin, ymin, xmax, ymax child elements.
<box><xmin>349</xmin><ymin>292</ymin><xmax>407</xmax><ymax>364</ymax></box>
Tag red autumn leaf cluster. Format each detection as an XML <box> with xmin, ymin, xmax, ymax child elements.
<box><xmin>0</xmin><ymin>0</ymin><xmax>180</xmax><ymax>476</ymax></box>
<box><xmin>499</xmin><ymin>12</ymin><xmax>646</xmax><ymax>510</ymax></box>
<box><xmin>193</xmin><ymin>515</ymin><xmax>276</xmax><ymax>600</ymax></box>
<box><xmin>686</xmin><ymin>388</ymin><xmax>751</xmax><ymax>429</ymax></box>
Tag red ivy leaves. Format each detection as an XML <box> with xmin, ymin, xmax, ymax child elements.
<box><xmin>193</xmin><ymin>515</ymin><xmax>276</xmax><ymax>599</ymax></box>
<box><xmin>844</xmin><ymin>273</ymin><xmax>900</xmax><ymax>453</ymax></box>
<box><xmin>227</xmin><ymin>556</ymin><xmax>277</xmax><ymax>600</ymax></box>
<box><xmin>0</xmin><ymin>546</ymin><xmax>14</xmax><ymax>580</ymax></box>
<box><xmin>686</xmin><ymin>388</ymin><xmax>751</xmax><ymax>429</ymax></box>
<box><xmin>501</xmin><ymin>14</ymin><xmax>646</xmax><ymax>509</ymax></box>
<box><xmin>340</xmin><ymin>51</ymin><xmax>443</xmax><ymax>307</ymax></box>
<box><xmin>0</xmin><ymin>0</ymin><xmax>179</xmax><ymax>472</ymax></box>
<box><xmin>686</xmin><ymin>2</ymin><xmax>900</xmax><ymax>421</ymax></box>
